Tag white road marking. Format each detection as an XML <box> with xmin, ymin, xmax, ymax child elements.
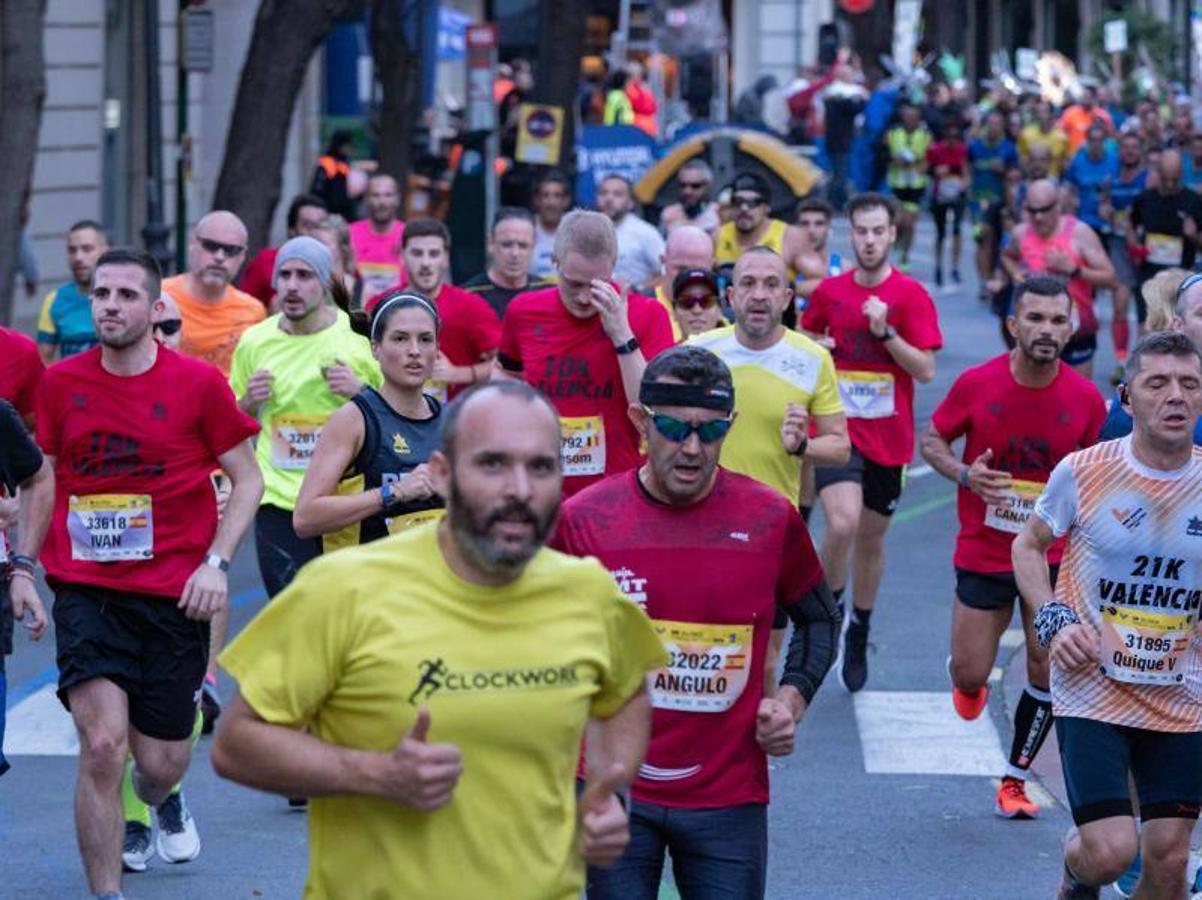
<box><xmin>854</xmin><ymin>690</ymin><xmax>1007</xmax><ymax>777</ymax></box>
<box><xmin>907</xmin><ymin>464</ymin><xmax>934</xmax><ymax>479</ymax></box>
<box><xmin>6</xmin><ymin>684</ymin><xmax>78</xmax><ymax>756</ymax></box>
<box><xmin>988</xmin><ymin>667</ymin><xmax>1004</xmax><ymax>684</ymax></box>
<box><xmin>999</xmin><ymin>629</ymin><xmax>1026</xmax><ymax>648</ymax></box>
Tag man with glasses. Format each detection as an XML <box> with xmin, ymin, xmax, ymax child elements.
<box><xmin>660</xmin><ymin>159</ymin><xmax>720</xmax><ymax>235</ymax></box>
<box><xmin>554</xmin><ymin>345</ymin><xmax>839</xmax><ymax>900</ymax></box>
<box><xmin>151</xmin><ymin>294</ymin><xmax>184</xmax><ymax>350</ymax></box>
<box><xmin>1001</xmin><ymin>179</ymin><xmax>1115</xmax><ymax>378</ymax></box>
<box><xmin>656</xmin><ymin>225</ymin><xmax>716</xmax><ymax>340</ymax></box>
<box><xmin>164</xmin><ymin>211</ymin><xmax>265</xmax><ymax>376</ymax></box>
<box><xmin>714</xmin><ymin>173</ymin><xmax>808</xmax><ymax>293</ymax></box>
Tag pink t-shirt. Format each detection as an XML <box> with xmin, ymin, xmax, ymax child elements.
<box><xmin>349</xmin><ymin>219</ymin><xmax>405</xmax><ymax>298</ymax></box>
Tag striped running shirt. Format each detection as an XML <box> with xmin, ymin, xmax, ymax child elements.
<box><xmin>1034</xmin><ymin>436</ymin><xmax>1202</xmax><ymax>732</ymax></box>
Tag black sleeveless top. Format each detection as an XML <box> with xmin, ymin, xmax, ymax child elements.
<box><xmin>349</xmin><ymin>387</ymin><xmax>444</xmax><ymax>543</ymax></box>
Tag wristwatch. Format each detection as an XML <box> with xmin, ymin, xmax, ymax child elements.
<box><xmin>205</xmin><ymin>554</ymin><xmax>230</xmax><ymax>572</ymax></box>
<box><xmin>614</xmin><ymin>337</ymin><xmax>641</xmax><ymax>356</ymax></box>
<box><xmin>790</xmin><ymin>436</ymin><xmax>809</xmax><ymax>458</ymax></box>
<box><xmin>875</xmin><ymin>325</ymin><xmax>898</xmax><ymax>342</ymax></box>
<box><xmin>380</xmin><ymin>481</ymin><xmax>399</xmax><ymax>510</ymax></box>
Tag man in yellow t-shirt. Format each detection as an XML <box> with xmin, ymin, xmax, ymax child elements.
<box><xmin>229</xmin><ymin>237</ymin><xmax>381</xmax><ymax>598</ymax></box>
<box><xmin>164</xmin><ymin>211</ymin><xmax>266</xmax><ymax>376</ymax></box>
<box><xmin>1018</xmin><ymin>100</ymin><xmax>1070</xmax><ymax>177</ymax></box>
<box><xmin>213</xmin><ymin>380</ymin><xmax>665</xmax><ymax>900</ymax></box>
<box><xmin>713</xmin><ymin>173</ymin><xmax>809</xmax><ymax>294</ymax></box>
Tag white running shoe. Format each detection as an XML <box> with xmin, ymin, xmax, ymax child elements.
<box><xmin>154</xmin><ymin>791</ymin><xmax>201</xmax><ymax>864</ymax></box>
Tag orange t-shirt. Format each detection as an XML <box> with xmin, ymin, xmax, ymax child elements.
<box><xmin>1057</xmin><ymin>105</ymin><xmax>1114</xmax><ymax>156</ymax></box>
<box><xmin>164</xmin><ymin>275</ymin><xmax>266</xmax><ymax>375</ymax></box>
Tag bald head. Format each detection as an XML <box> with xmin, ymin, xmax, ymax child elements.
<box><xmin>1026</xmin><ymin>144</ymin><xmax>1052</xmax><ymax>179</ymax></box>
<box><xmin>733</xmin><ymin>245</ymin><xmax>788</xmax><ymax>281</ymax></box>
<box><xmin>152</xmin><ymin>292</ymin><xmax>182</xmax><ymax>349</ymax></box>
<box><xmin>1159</xmin><ymin>149</ymin><xmax>1184</xmax><ymax>192</ymax></box>
<box><xmin>189</xmin><ymin>210</ymin><xmax>249</xmax><ymax>293</ymax></box>
<box><xmin>662</xmin><ymin>225</ymin><xmax>716</xmax><ymax>300</ymax></box>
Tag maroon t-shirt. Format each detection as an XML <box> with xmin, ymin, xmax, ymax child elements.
<box><xmin>0</xmin><ymin>327</ymin><xmax>44</xmax><ymax>419</ymax></box>
<box><xmin>36</xmin><ymin>346</ymin><xmax>259</xmax><ymax>597</ymax></box>
<box><xmin>499</xmin><ymin>286</ymin><xmax>674</xmax><ymax>496</ymax></box>
<box><xmin>931</xmin><ymin>354</ymin><xmax>1105</xmax><ymax>573</ymax></box>
<box><xmin>552</xmin><ymin>468</ymin><xmax>823</xmax><ymax>808</ymax></box>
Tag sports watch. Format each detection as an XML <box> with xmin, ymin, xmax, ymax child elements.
<box><xmin>205</xmin><ymin>554</ymin><xmax>230</xmax><ymax>572</ymax></box>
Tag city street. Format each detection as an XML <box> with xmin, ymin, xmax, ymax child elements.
<box><xmin>1</xmin><ymin>218</ymin><xmax>1110</xmax><ymax>899</ymax></box>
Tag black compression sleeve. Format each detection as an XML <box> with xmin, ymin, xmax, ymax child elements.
<box><xmin>778</xmin><ymin>577</ymin><xmax>841</xmax><ymax>704</ymax></box>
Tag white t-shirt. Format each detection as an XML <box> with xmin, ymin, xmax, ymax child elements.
<box><xmin>530</xmin><ymin>221</ymin><xmax>558</xmax><ymax>278</ymax></box>
<box><xmin>613</xmin><ymin>214</ymin><xmax>666</xmax><ymax>290</ymax></box>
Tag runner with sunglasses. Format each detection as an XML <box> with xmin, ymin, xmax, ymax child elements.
<box><xmin>655</xmin><ymin>225</ymin><xmax>718</xmax><ymax>340</ymax></box>
<box><xmin>292</xmin><ymin>293</ymin><xmax>444</xmax><ymax>544</ymax></box>
<box><xmin>714</xmin><ymin>173</ymin><xmax>809</xmax><ymax>308</ymax></box>
<box><xmin>1001</xmin><ymin>179</ymin><xmax>1116</xmax><ymax>379</ymax></box>
<box><xmin>553</xmin><ymin>345</ymin><xmax>838</xmax><ymax>900</ymax></box>
<box><xmin>659</xmin><ymin>159</ymin><xmax>720</xmax><ymax>236</ymax></box>
<box><xmin>669</xmin><ymin>269</ymin><xmax>724</xmax><ymax>338</ymax></box>
<box><xmin>163</xmin><ymin>211</ymin><xmax>265</xmax><ymax>376</ymax></box>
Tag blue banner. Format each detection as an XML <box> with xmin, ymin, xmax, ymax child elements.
<box><xmin>575</xmin><ymin>125</ymin><xmax>660</xmax><ymax>207</ymax></box>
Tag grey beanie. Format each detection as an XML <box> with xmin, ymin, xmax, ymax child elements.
<box><xmin>272</xmin><ymin>235</ymin><xmax>333</xmax><ymax>287</ymax></box>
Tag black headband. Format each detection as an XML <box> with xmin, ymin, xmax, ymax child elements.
<box><xmin>639</xmin><ymin>381</ymin><xmax>735</xmax><ymax>413</ymax></box>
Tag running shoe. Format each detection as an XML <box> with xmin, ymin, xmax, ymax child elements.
<box><xmin>155</xmin><ymin>791</ymin><xmax>201</xmax><ymax>863</ymax></box>
<box><xmin>200</xmin><ymin>674</ymin><xmax>221</xmax><ymax>735</ymax></box>
<box><xmin>839</xmin><ymin>619</ymin><xmax>870</xmax><ymax>693</ymax></box>
<box><xmin>952</xmin><ymin>684</ymin><xmax>989</xmax><ymax>720</ymax></box>
<box><xmin>934</xmin><ymin>268</ymin><xmax>944</xmax><ymax>288</ymax></box>
<box><xmin>122</xmin><ymin>820</ymin><xmax>153</xmax><ymax>873</ymax></box>
<box><xmin>1111</xmin><ymin>850</ymin><xmax>1141</xmax><ymax>897</ymax></box>
<box><xmin>288</xmin><ymin>796</ymin><xmax>309</xmax><ymax>810</ymax></box>
<box><xmin>995</xmin><ymin>776</ymin><xmax>1040</xmax><ymax>819</ymax></box>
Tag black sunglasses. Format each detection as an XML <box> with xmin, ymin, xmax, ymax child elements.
<box><xmin>674</xmin><ymin>293</ymin><xmax>717</xmax><ymax>311</ymax></box>
<box><xmin>642</xmin><ymin>406</ymin><xmax>733</xmax><ymax>444</ymax></box>
<box><xmin>153</xmin><ymin>318</ymin><xmax>182</xmax><ymax>336</ymax></box>
<box><xmin>732</xmin><ymin>195</ymin><xmax>767</xmax><ymax>210</ymax></box>
<box><xmin>1025</xmin><ymin>202</ymin><xmax>1057</xmax><ymax>216</ymax></box>
<box><xmin>197</xmin><ymin>236</ymin><xmax>246</xmax><ymax>257</ymax></box>
<box><xmin>679</xmin><ymin>180</ymin><xmax>708</xmax><ymax>190</ymax></box>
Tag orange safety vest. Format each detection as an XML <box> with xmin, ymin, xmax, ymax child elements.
<box><xmin>317</xmin><ymin>155</ymin><xmax>350</xmax><ymax>179</ymax></box>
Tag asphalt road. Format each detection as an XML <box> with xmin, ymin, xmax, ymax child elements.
<box><xmin>1</xmin><ymin>216</ymin><xmax>1119</xmax><ymax>899</ymax></box>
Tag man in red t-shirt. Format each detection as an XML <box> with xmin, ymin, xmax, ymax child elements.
<box><xmin>553</xmin><ymin>346</ymin><xmax>838</xmax><ymax>897</ymax></box>
<box><xmin>0</xmin><ymin>325</ymin><xmax>45</xmax><ymax>428</ymax></box>
<box><xmin>802</xmin><ymin>192</ymin><xmax>943</xmax><ymax>693</ymax></box>
<box><xmin>366</xmin><ymin>218</ymin><xmax>500</xmax><ymax>402</ymax></box>
<box><xmin>35</xmin><ymin>248</ymin><xmax>263</xmax><ymax>898</ymax></box>
<box><xmin>496</xmin><ymin>209</ymin><xmax>675</xmax><ymax>497</ymax></box>
<box><xmin>921</xmin><ymin>277</ymin><xmax>1104</xmax><ymax>820</ymax></box>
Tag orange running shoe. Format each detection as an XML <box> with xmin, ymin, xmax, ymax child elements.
<box><xmin>951</xmin><ymin>684</ymin><xmax>989</xmax><ymax>720</ymax></box>
<box><xmin>995</xmin><ymin>776</ymin><xmax>1040</xmax><ymax>819</ymax></box>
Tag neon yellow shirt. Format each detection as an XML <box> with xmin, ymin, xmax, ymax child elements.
<box><xmin>689</xmin><ymin>325</ymin><xmax>843</xmax><ymax>502</ymax></box>
<box><xmin>219</xmin><ymin>522</ymin><xmax>666</xmax><ymax>900</ymax></box>
<box><xmin>229</xmin><ymin>311</ymin><xmax>381</xmax><ymax>510</ymax></box>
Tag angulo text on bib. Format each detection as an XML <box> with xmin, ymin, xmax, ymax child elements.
<box><xmin>650</xmin><ymin>620</ymin><xmax>752</xmax><ymax>713</ymax></box>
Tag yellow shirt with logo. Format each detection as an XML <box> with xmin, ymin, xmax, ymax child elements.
<box><xmin>715</xmin><ymin>219</ymin><xmax>795</xmax><ymax>280</ymax></box>
<box><xmin>219</xmin><ymin>522</ymin><xmax>666</xmax><ymax>900</ymax></box>
<box><xmin>689</xmin><ymin>325</ymin><xmax>843</xmax><ymax>503</ymax></box>
<box><xmin>229</xmin><ymin>311</ymin><xmax>381</xmax><ymax>510</ymax></box>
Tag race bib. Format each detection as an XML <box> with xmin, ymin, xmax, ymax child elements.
<box><xmin>385</xmin><ymin>508</ymin><xmax>443</xmax><ymax>535</ymax></box>
<box><xmin>649</xmin><ymin>620</ymin><xmax>753</xmax><ymax>713</ymax></box>
<box><xmin>560</xmin><ymin>416</ymin><xmax>606</xmax><ymax>476</ymax></box>
<box><xmin>936</xmin><ymin>177</ymin><xmax>965</xmax><ymax>203</ymax></box>
<box><xmin>1099</xmin><ymin>605</ymin><xmax>1193</xmax><ymax>686</ymax></box>
<box><xmin>424</xmin><ymin>380</ymin><xmax>448</xmax><ymax>404</ymax></box>
<box><xmin>983</xmin><ymin>479</ymin><xmax>1045</xmax><ymax>534</ymax></box>
<box><xmin>271</xmin><ymin>413</ymin><xmax>328</xmax><ymax>471</ymax></box>
<box><xmin>1147</xmin><ymin>232</ymin><xmax>1184</xmax><ymax>266</ymax></box>
<box><xmin>837</xmin><ymin>371</ymin><xmax>896</xmax><ymax>419</ymax></box>
<box><xmin>67</xmin><ymin>494</ymin><xmax>154</xmax><ymax>562</ymax></box>
<box><xmin>357</xmin><ymin>262</ymin><xmax>400</xmax><ymax>298</ymax></box>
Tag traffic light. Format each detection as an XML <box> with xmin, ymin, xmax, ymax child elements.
<box><xmin>682</xmin><ymin>53</ymin><xmax>714</xmax><ymax>106</ymax></box>
<box><xmin>819</xmin><ymin>23</ymin><xmax>839</xmax><ymax>67</ymax></box>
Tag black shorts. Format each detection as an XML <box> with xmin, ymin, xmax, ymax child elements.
<box><xmin>893</xmin><ymin>187</ymin><xmax>925</xmax><ymax>209</ymax></box>
<box><xmin>955</xmin><ymin>565</ymin><xmax>1060</xmax><ymax>612</ymax></box>
<box><xmin>1057</xmin><ymin>716</ymin><xmax>1202</xmax><ymax>826</ymax></box>
<box><xmin>1061</xmin><ymin>332</ymin><xmax>1097</xmax><ymax>367</ymax></box>
<box><xmin>814</xmin><ymin>447</ymin><xmax>906</xmax><ymax>517</ymax></box>
<box><xmin>53</xmin><ymin>583</ymin><xmax>208</xmax><ymax>741</ymax></box>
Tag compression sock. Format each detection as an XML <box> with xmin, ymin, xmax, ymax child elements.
<box><xmin>122</xmin><ymin>757</ymin><xmax>151</xmax><ymax>827</ymax></box>
<box><xmin>1006</xmin><ymin>684</ymin><xmax>1053</xmax><ymax>780</ymax></box>
<box><xmin>850</xmin><ymin>606</ymin><xmax>872</xmax><ymax>628</ymax></box>
<box><xmin>1112</xmin><ymin>320</ymin><xmax>1131</xmax><ymax>362</ymax></box>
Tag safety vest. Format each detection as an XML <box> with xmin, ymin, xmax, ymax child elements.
<box><xmin>317</xmin><ymin>155</ymin><xmax>350</xmax><ymax>179</ymax></box>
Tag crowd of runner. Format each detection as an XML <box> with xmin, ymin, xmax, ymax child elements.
<box><xmin>6</xmin><ymin>76</ymin><xmax>1202</xmax><ymax>900</ymax></box>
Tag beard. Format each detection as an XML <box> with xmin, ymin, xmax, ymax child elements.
<box><xmin>447</xmin><ymin>479</ymin><xmax>559</xmax><ymax>574</ymax></box>
<box><xmin>98</xmin><ymin>321</ymin><xmax>149</xmax><ymax>349</ymax></box>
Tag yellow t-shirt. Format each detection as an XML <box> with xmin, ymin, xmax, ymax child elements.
<box><xmin>689</xmin><ymin>325</ymin><xmax>843</xmax><ymax>502</ymax></box>
<box><xmin>1018</xmin><ymin>123</ymin><xmax>1070</xmax><ymax>176</ymax></box>
<box><xmin>715</xmin><ymin>219</ymin><xmax>794</xmax><ymax>281</ymax></box>
<box><xmin>229</xmin><ymin>311</ymin><xmax>382</xmax><ymax>510</ymax></box>
<box><xmin>655</xmin><ymin>285</ymin><xmax>683</xmax><ymax>341</ymax></box>
<box><xmin>219</xmin><ymin>523</ymin><xmax>666</xmax><ymax>900</ymax></box>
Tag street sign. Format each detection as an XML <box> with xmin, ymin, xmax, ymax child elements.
<box><xmin>180</xmin><ymin>9</ymin><xmax>214</xmax><ymax>72</ymax></box>
<box><xmin>1016</xmin><ymin>48</ymin><xmax>1038</xmax><ymax>82</ymax></box>
<box><xmin>466</xmin><ymin>24</ymin><xmax>496</xmax><ymax>133</ymax></box>
<box><xmin>515</xmin><ymin>104</ymin><xmax>565</xmax><ymax>165</ymax></box>
<box><xmin>1104</xmin><ymin>19</ymin><xmax>1128</xmax><ymax>55</ymax></box>
<box><xmin>891</xmin><ymin>0</ymin><xmax>921</xmax><ymax>75</ymax></box>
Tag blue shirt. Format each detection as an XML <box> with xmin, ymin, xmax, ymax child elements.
<box><xmin>968</xmin><ymin>137</ymin><xmax>1018</xmax><ymax>203</ymax></box>
<box><xmin>36</xmin><ymin>281</ymin><xmax>97</xmax><ymax>358</ymax></box>
<box><xmin>1065</xmin><ymin>146</ymin><xmax>1118</xmax><ymax>232</ymax></box>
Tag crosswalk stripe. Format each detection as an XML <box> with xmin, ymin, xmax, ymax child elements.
<box><xmin>6</xmin><ymin>684</ymin><xmax>78</xmax><ymax>756</ymax></box>
<box><xmin>854</xmin><ymin>690</ymin><xmax>1007</xmax><ymax>777</ymax></box>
